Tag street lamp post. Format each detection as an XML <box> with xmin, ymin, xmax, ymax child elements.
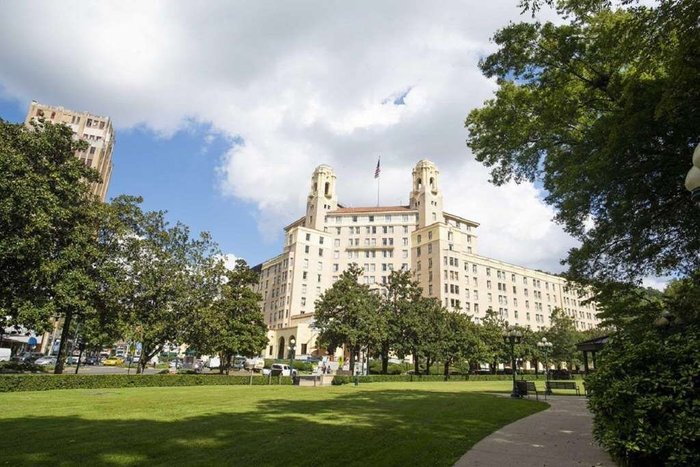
<box><xmin>502</xmin><ymin>326</ymin><xmax>523</xmax><ymax>398</ymax></box>
<box><xmin>537</xmin><ymin>337</ymin><xmax>553</xmax><ymax>395</ymax></box>
<box><xmin>288</xmin><ymin>336</ymin><xmax>296</xmax><ymax>384</ymax></box>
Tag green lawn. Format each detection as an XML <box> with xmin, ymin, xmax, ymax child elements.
<box><xmin>1</xmin><ymin>381</ymin><xmax>547</xmax><ymax>466</ymax></box>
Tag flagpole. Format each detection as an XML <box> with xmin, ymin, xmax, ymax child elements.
<box><xmin>375</xmin><ymin>155</ymin><xmax>381</xmax><ymax>207</ymax></box>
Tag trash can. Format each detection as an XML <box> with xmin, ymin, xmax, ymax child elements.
<box><xmin>515</xmin><ymin>380</ymin><xmax>528</xmax><ymax>397</ymax></box>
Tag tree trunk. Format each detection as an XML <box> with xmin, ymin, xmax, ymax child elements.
<box><xmin>443</xmin><ymin>361</ymin><xmax>450</xmax><ymax>376</ymax></box>
<box><xmin>491</xmin><ymin>359</ymin><xmax>497</xmax><ymax>375</ymax></box>
<box><xmin>53</xmin><ymin>311</ymin><xmax>73</xmax><ymax>374</ymax></box>
<box><xmin>349</xmin><ymin>347</ymin><xmax>356</xmax><ymax>373</ymax></box>
<box><xmin>413</xmin><ymin>350</ymin><xmax>420</xmax><ymax>375</ymax></box>
<box><xmin>224</xmin><ymin>353</ymin><xmax>232</xmax><ymax>375</ymax></box>
<box><xmin>425</xmin><ymin>356</ymin><xmax>432</xmax><ymax>375</ymax></box>
<box><xmin>381</xmin><ymin>345</ymin><xmax>389</xmax><ymax>374</ymax></box>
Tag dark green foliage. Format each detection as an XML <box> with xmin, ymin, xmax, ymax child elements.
<box><xmin>0</xmin><ymin>361</ymin><xmax>47</xmax><ymax>374</ymax></box>
<box><xmin>544</xmin><ymin>308</ymin><xmax>582</xmax><ymax>368</ymax></box>
<box><xmin>314</xmin><ymin>263</ymin><xmax>382</xmax><ymax>372</ymax></box>
<box><xmin>369</xmin><ymin>360</ymin><xmax>403</xmax><ymax>375</ymax></box>
<box><xmin>0</xmin><ymin>119</ymin><xmax>109</xmax><ymax>373</ymax></box>
<box><xmin>0</xmin><ymin>374</ymin><xmax>293</xmax><ymax>392</ymax></box>
<box><xmin>186</xmin><ymin>260</ymin><xmax>268</xmax><ymax>374</ymax></box>
<box><xmin>586</xmin><ymin>275</ymin><xmax>700</xmax><ymax>466</ymax></box>
<box><xmin>466</xmin><ymin>0</ymin><xmax>700</xmax><ymax>282</ymax></box>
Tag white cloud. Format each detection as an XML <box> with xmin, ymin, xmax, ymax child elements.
<box><xmin>221</xmin><ymin>254</ymin><xmax>239</xmax><ymax>271</ymax></box>
<box><xmin>0</xmin><ymin>0</ymin><xmax>572</xmax><ymax>272</ymax></box>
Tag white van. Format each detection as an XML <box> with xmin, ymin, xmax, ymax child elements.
<box><xmin>244</xmin><ymin>357</ymin><xmax>265</xmax><ymax>372</ymax></box>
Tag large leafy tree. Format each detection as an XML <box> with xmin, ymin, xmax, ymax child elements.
<box><xmin>314</xmin><ymin>264</ymin><xmax>381</xmax><ymax>373</ymax></box>
<box><xmin>543</xmin><ymin>308</ymin><xmax>582</xmax><ymax>369</ymax></box>
<box><xmin>110</xmin><ymin>196</ymin><xmax>222</xmax><ymax>374</ymax></box>
<box><xmin>438</xmin><ymin>310</ymin><xmax>480</xmax><ymax>376</ymax></box>
<box><xmin>475</xmin><ymin>308</ymin><xmax>509</xmax><ymax>373</ymax></box>
<box><xmin>185</xmin><ymin>259</ymin><xmax>268</xmax><ymax>374</ymax></box>
<box><xmin>411</xmin><ymin>297</ymin><xmax>446</xmax><ymax>375</ymax></box>
<box><xmin>466</xmin><ymin>0</ymin><xmax>700</xmax><ymax>283</ymax></box>
<box><xmin>0</xmin><ymin>119</ymin><xmax>108</xmax><ymax>373</ymax></box>
<box><xmin>377</xmin><ymin>270</ymin><xmax>423</xmax><ymax>373</ymax></box>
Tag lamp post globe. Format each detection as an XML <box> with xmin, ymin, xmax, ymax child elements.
<box><xmin>685</xmin><ymin>143</ymin><xmax>700</xmax><ymax>205</ymax></box>
<box><xmin>502</xmin><ymin>326</ymin><xmax>523</xmax><ymax>398</ymax></box>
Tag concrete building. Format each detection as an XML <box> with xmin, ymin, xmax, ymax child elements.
<box><xmin>254</xmin><ymin>160</ymin><xmax>600</xmax><ymax>360</ymax></box>
<box><xmin>25</xmin><ymin>100</ymin><xmax>115</xmax><ymax>201</ymax></box>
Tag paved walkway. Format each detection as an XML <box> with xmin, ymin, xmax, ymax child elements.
<box><xmin>454</xmin><ymin>396</ymin><xmax>615</xmax><ymax>467</ymax></box>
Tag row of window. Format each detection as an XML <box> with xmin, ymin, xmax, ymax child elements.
<box><xmin>329</xmin><ymin>214</ymin><xmax>418</xmax><ymax>224</ymax></box>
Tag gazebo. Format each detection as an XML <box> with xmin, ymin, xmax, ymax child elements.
<box><xmin>576</xmin><ymin>335</ymin><xmax>608</xmax><ymax>374</ymax></box>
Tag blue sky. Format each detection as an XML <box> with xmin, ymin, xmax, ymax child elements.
<box><xmin>0</xmin><ymin>95</ymin><xmax>279</xmax><ymax>265</ymax></box>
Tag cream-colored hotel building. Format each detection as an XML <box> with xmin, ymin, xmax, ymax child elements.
<box><xmin>255</xmin><ymin>160</ymin><xmax>600</xmax><ymax>360</ymax></box>
<box><xmin>25</xmin><ymin>101</ymin><xmax>114</xmax><ymax>201</ymax></box>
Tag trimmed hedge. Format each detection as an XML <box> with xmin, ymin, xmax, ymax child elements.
<box><xmin>0</xmin><ymin>374</ymin><xmax>292</xmax><ymax>393</ymax></box>
<box><xmin>330</xmin><ymin>374</ymin><xmax>563</xmax><ymax>385</ymax></box>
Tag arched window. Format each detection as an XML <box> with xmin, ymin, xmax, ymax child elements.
<box><xmin>429</xmin><ymin>177</ymin><xmax>435</xmax><ymax>189</ymax></box>
<box><xmin>313</xmin><ymin>182</ymin><xmax>318</xmax><ymax>192</ymax></box>
<box><xmin>324</xmin><ymin>182</ymin><xmax>330</xmax><ymax>196</ymax></box>
<box><xmin>417</xmin><ymin>178</ymin><xmax>422</xmax><ymax>190</ymax></box>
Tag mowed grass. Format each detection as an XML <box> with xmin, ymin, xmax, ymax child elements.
<box><xmin>1</xmin><ymin>381</ymin><xmax>547</xmax><ymax>466</ymax></box>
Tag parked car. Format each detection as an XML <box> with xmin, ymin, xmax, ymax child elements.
<box><xmin>0</xmin><ymin>348</ymin><xmax>11</xmax><ymax>362</ymax></box>
<box><xmin>232</xmin><ymin>357</ymin><xmax>246</xmax><ymax>370</ymax></box>
<box><xmin>65</xmin><ymin>356</ymin><xmax>80</xmax><ymax>365</ymax></box>
<box><xmin>168</xmin><ymin>358</ymin><xmax>183</xmax><ymax>368</ymax></box>
<box><xmin>84</xmin><ymin>355</ymin><xmax>99</xmax><ymax>366</ymax></box>
<box><xmin>103</xmin><ymin>356</ymin><xmax>125</xmax><ymax>366</ymax></box>
<box><xmin>34</xmin><ymin>356</ymin><xmax>57</xmax><ymax>366</ymax></box>
<box><xmin>12</xmin><ymin>352</ymin><xmax>44</xmax><ymax>363</ymax></box>
<box><xmin>263</xmin><ymin>363</ymin><xmax>297</xmax><ymax>377</ymax></box>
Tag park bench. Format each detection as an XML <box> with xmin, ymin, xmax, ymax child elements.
<box><xmin>525</xmin><ymin>381</ymin><xmax>539</xmax><ymax>400</ymax></box>
<box><xmin>545</xmin><ymin>381</ymin><xmax>581</xmax><ymax>395</ymax></box>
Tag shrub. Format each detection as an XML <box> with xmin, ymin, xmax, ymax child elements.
<box><xmin>587</xmin><ymin>326</ymin><xmax>700</xmax><ymax>467</ymax></box>
<box><xmin>0</xmin><ymin>361</ymin><xmax>47</xmax><ymax>374</ymax></box>
<box><xmin>0</xmin><ymin>374</ymin><xmax>293</xmax><ymax>392</ymax></box>
<box><xmin>368</xmin><ymin>361</ymin><xmax>404</xmax><ymax>375</ymax></box>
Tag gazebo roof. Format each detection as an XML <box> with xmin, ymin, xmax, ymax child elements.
<box><xmin>576</xmin><ymin>335</ymin><xmax>609</xmax><ymax>352</ymax></box>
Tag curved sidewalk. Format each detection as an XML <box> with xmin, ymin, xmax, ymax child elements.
<box><xmin>454</xmin><ymin>396</ymin><xmax>615</xmax><ymax>467</ymax></box>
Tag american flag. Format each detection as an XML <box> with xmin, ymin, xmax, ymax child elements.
<box><xmin>374</xmin><ymin>156</ymin><xmax>381</xmax><ymax>179</ymax></box>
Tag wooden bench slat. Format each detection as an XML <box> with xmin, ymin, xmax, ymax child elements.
<box><xmin>545</xmin><ymin>381</ymin><xmax>581</xmax><ymax>395</ymax></box>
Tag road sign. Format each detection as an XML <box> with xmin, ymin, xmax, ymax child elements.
<box><xmin>27</xmin><ymin>337</ymin><xmax>38</xmax><ymax>347</ymax></box>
